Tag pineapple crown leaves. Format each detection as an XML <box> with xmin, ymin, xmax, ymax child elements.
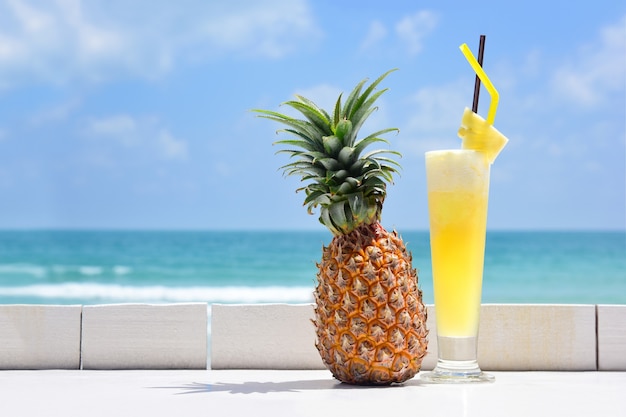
<box><xmin>253</xmin><ymin>69</ymin><xmax>402</xmax><ymax>236</ymax></box>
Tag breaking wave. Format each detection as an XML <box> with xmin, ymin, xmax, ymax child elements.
<box><xmin>0</xmin><ymin>283</ymin><xmax>315</xmax><ymax>304</ymax></box>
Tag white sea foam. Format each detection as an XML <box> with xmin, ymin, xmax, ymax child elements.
<box><xmin>0</xmin><ymin>283</ymin><xmax>315</xmax><ymax>304</ymax></box>
<box><xmin>1</xmin><ymin>264</ymin><xmax>134</xmax><ymax>277</ymax></box>
<box><xmin>78</xmin><ymin>266</ymin><xmax>103</xmax><ymax>276</ymax></box>
<box><xmin>0</xmin><ymin>264</ymin><xmax>47</xmax><ymax>278</ymax></box>
<box><xmin>112</xmin><ymin>265</ymin><xmax>132</xmax><ymax>275</ymax></box>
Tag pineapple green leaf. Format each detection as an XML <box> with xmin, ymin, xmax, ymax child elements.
<box><xmin>344</xmin><ymin>176</ymin><xmax>360</xmax><ymax>189</ymax></box>
<box><xmin>255</xmin><ymin>69</ymin><xmax>403</xmax><ymax>235</ymax></box>
<box><xmin>349</xmin><ymin>69</ymin><xmax>398</xmax><ymax>119</ymax></box>
<box><xmin>342</xmin><ymin>78</ymin><xmax>368</xmax><ymax>119</ymax></box>
<box><xmin>347</xmin><ymin>159</ymin><xmax>367</xmax><ymax>175</ymax></box>
<box><xmin>302</xmin><ymin>188</ymin><xmax>322</xmax><ymax>201</ymax></box>
<box><xmin>279</xmin><ymin>161</ymin><xmax>324</xmax><ymax>178</ymax></box>
<box><xmin>328</xmin><ymin>201</ymin><xmax>349</xmax><ymax>232</ymax></box>
<box><xmin>296</xmin><ymin>150</ymin><xmax>330</xmax><ymax>162</ymax></box>
<box><xmin>350</xmin><ymin>89</ymin><xmax>387</xmax><ymax>129</ymax></box>
<box><xmin>333</xmin><ymin>118</ymin><xmax>352</xmax><ymax>144</ymax></box>
<box><xmin>282</xmin><ymin>166</ymin><xmax>319</xmax><ymax>177</ymax></box>
<box><xmin>276</xmin><ymin>149</ymin><xmax>312</xmax><ymax>160</ymax></box>
<box><xmin>276</xmin><ymin>150</ymin><xmax>312</xmax><ymax>160</ymax></box>
<box><xmin>283</xmin><ymin>100</ymin><xmax>332</xmax><ymax>136</ymax></box>
<box><xmin>274</xmin><ymin>129</ymin><xmax>317</xmax><ymax>147</ymax></box>
<box><xmin>332</xmin><ymin>94</ymin><xmax>342</xmax><ymax>130</ymax></box>
<box><xmin>335</xmin><ymin>181</ymin><xmax>356</xmax><ymax>195</ymax></box>
<box><xmin>347</xmin><ymin>193</ymin><xmax>378</xmax><ymax>224</ymax></box>
<box><xmin>314</xmin><ymin>157</ymin><xmax>342</xmax><ymax>172</ymax></box>
<box><xmin>376</xmin><ymin>158</ymin><xmax>401</xmax><ymax>170</ymax></box>
<box><xmin>274</xmin><ymin>150</ymin><xmax>306</xmax><ymax>161</ymax></box>
<box><xmin>347</xmin><ymin>193</ymin><xmax>365</xmax><ymax>221</ymax></box>
<box><xmin>274</xmin><ymin>139</ymin><xmax>318</xmax><ymax>152</ymax></box>
<box><xmin>305</xmin><ymin>184</ymin><xmax>331</xmax><ymax>198</ymax></box>
<box><xmin>255</xmin><ymin>112</ymin><xmax>323</xmax><ymax>146</ymax></box>
<box><xmin>301</xmin><ymin>174</ymin><xmax>328</xmax><ymax>187</ymax></box>
<box><xmin>337</xmin><ymin>146</ymin><xmax>357</xmax><ymax>167</ymax></box>
<box><xmin>361</xmin><ymin>177</ymin><xmax>387</xmax><ymax>196</ymax></box>
<box><xmin>348</xmin><ymin>91</ymin><xmax>391</xmax><ymax>143</ymax></box>
<box><xmin>375</xmin><ymin>157</ymin><xmax>403</xmax><ymax>172</ymax></box>
<box><xmin>352</xmin><ymin>137</ymin><xmax>388</xmax><ymax>157</ymax></box>
<box><xmin>330</xmin><ymin>169</ymin><xmax>349</xmax><ymax>182</ymax></box>
<box><xmin>362</xmin><ymin>149</ymin><xmax>403</xmax><ymax>164</ymax></box>
<box><xmin>344</xmin><ymin>106</ymin><xmax>378</xmax><ymax>145</ymax></box>
<box><xmin>293</xmin><ymin>94</ymin><xmax>332</xmax><ymax>122</ymax></box>
<box><xmin>319</xmin><ymin>208</ymin><xmax>341</xmax><ymax>235</ymax></box>
<box><xmin>322</xmin><ymin>135</ymin><xmax>343</xmax><ymax>156</ymax></box>
<box><xmin>304</xmin><ymin>189</ymin><xmax>330</xmax><ymax>207</ymax></box>
<box><xmin>353</xmin><ymin>128</ymin><xmax>398</xmax><ymax>153</ymax></box>
<box><xmin>365</xmin><ymin>166</ymin><xmax>396</xmax><ymax>183</ymax></box>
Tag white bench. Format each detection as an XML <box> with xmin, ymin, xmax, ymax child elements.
<box><xmin>2</xmin><ymin>303</ymin><xmax>624</xmax><ymax>371</ymax></box>
<box><xmin>0</xmin><ymin>303</ymin><xmax>208</xmax><ymax>370</ymax></box>
<box><xmin>211</xmin><ymin>303</ymin><xmax>614</xmax><ymax>371</ymax></box>
<box><xmin>597</xmin><ymin>304</ymin><xmax>626</xmax><ymax>371</ymax></box>
<box><xmin>0</xmin><ymin>305</ymin><xmax>82</xmax><ymax>369</ymax></box>
<box><xmin>81</xmin><ymin>303</ymin><xmax>208</xmax><ymax>369</ymax></box>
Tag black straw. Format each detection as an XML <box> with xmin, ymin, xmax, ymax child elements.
<box><xmin>472</xmin><ymin>35</ymin><xmax>486</xmax><ymax>113</ymax></box>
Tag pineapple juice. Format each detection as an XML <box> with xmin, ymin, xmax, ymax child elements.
<box><xmin>425</xmin><ymin>150</ymin><xmax>490</xmax><ymax>340</ymax></box>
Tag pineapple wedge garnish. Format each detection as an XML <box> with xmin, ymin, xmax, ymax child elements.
<box><xmin>458</xmin><ymin>107</ymin><xmax>508</xmax><ymax>164</ymax></box>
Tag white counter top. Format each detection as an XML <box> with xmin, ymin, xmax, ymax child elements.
<box><xmin>2</xmin><ymin>370</ymin><xmax>624</xmax><ymax>417</ymax></box>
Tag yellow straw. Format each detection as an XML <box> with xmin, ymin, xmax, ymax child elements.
<box><xmin>459</xmin><ymin>43</ymin><xmax>499</xmax><ymax>125</ymax></box>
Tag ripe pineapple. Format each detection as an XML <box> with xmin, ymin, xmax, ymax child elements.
<box><xmin>254</xmin><ymin>69</ymin><xmax>428</xmax><ymax>385</ymax></box>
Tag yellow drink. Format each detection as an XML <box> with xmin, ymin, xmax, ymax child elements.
<box><xmin>421</xmin><ymin>40</ymin><xmax>504</xmax><ymax>384</ymax></box>
<box><xmin>425</xmin><ymin>150</ymin><xmax>490</xmax><ymax>337</ymax></box>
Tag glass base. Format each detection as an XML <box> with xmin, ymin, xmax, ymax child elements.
<box><xmin>420</xmin><ymin>360</ymin><xmax>495</xmax><ymax>384</ymax></box>
<box><xmin>420</xmin><ymin>336</ymin><xmax>494</xmax><ymax>384</ymax></box>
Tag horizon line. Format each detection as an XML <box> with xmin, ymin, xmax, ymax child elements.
<box><xmin>0</xmin><ymin>227</ymin><xmax>624</xmax><ymax>233</ymax></box>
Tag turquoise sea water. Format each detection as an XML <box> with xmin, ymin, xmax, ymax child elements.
<box><xmin>0</xmin><ymin>230</ymin><xmax>624</xmax><ymax>306</ymax></box>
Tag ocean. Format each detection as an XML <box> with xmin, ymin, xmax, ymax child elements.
<box><xmin>0</xmin><ymin>230</ymin><xmax>624</xmax><ymax>306</ymax></box>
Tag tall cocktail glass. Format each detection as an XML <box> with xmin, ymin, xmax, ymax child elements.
<box><xmin>421</xmin><ymin>149</ymin><xmax>494</xmax><ymax>383</ymax></box>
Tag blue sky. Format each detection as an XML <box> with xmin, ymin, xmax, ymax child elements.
<box><xmin>0</xmin><ymin>0</ymin><xmax>624</xmax><ymax>231</ymax></box>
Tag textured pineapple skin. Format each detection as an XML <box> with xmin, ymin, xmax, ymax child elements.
<box><xmin>314</xmin><ymin>223</ymin><xmax>429</xmax><ymax>385</ymax></box>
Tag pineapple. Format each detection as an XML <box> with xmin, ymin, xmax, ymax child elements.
<box><xmin>254</xmin><ymin>69</ymin><xmax>428</xmax><ymax>385</ymax></box>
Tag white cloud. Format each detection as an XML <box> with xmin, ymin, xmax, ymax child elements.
<box><xmin>5</xmin><ymin>0</ymin><xmax>51</xmax><ymax>33</ymax></box>
<box><xmin>199</xmin><ymin>1</ymin><xmax>321</xmax><ymax>59</ymax></box>
<box><xmin>487</xmin><ymin>15</ymin><xmax>626</xmax><ymax>163</ymax></box>
<box><xmin>395</xmin><ymin>10</ymin><xmax>438</xmax><ymax>55</ymax></box>
<box><xmin>157</xmin><ymin>130</ymin><xmax>188</xmax><ymax>160</ymax></box>
<box><xmin>214</xmin><ymin>161</ymin><xmax>232</xmax><ymax>178</ymax></box>
<box><xmin>401</xmin><ymin>79</ymin><xmax>469</xmax><ymax>156</ymax></box>
<box><xmin>87</xmin><ymin>114</ymin><xmax>139</xmax><ymax>146</ymax></box>
<box><xmin>0</xmin><ymin>0</ymin><xmax>127</xmax><ymax>86</ymax></box>
<box><xmin>0</xmin><ymin>0</ymin><xmax>321</xmax><ymax>86</ymax></box>
<box><xmin>551</xmin><ymin>15</ymin><xmax>626</xmax><ymax>106</ymax></box>
<box><xmin>359</xmin><ymin>20</ymin><xmax>387</xmax><ymax>52</ymax></box>
<box><xmin>359</xmin><ymin>10</ymin><xmax>437</xmax><ymax>56</ymax></box>
<box><xmin>29</xmin><ymin>96</ymin><xmax>82</xmax><ymax>125</ymax></box>
<box><xmin>85</xmin><ymin>114</ymin><xmax>188</xmax><ymax>160</ymax></box>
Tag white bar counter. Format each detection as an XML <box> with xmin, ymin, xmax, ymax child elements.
<box><xmin>1</xmin><ymin>369</ymin><xmax>624</xmax><ymax>416</ymax></box>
